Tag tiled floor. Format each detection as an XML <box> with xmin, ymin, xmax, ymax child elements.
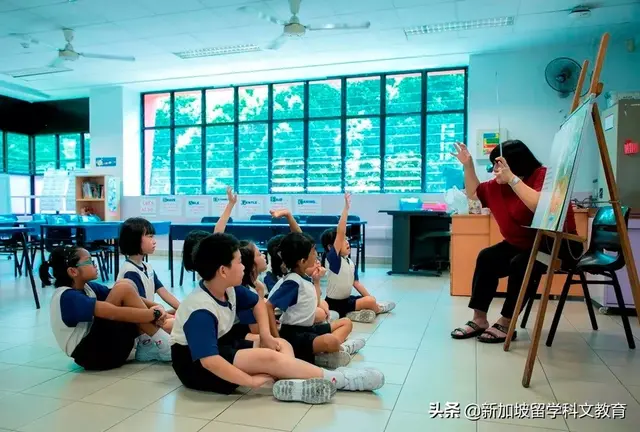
<box><xmin>1</xmin><ymin>257</ymin><xmax>639</xmax><ymax>431</ymax></box>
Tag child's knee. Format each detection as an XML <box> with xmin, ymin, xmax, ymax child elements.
<box><xmin>323</xmin><ymin>335</ymin><xmax>342</xmax><ymax>352</ymax></box>
<box><xmin>113</xmin><ymin>279</ymin><xmax>137</xmax><ymax>294</ymax></box>
<box><xmin>339</xmin><ymin>317</ymin><xmax>353</xmax><ymax>332</ymax></box>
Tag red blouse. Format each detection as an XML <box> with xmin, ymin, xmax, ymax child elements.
<box><xmin>476</xmin><ymin>166</ymin><xmax>577</xmax><ymax>250</ymax></box>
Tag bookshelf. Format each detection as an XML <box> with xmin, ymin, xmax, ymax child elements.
<box><xmin>75</xmin><ymin>175</ymin><xmax>121</xmax><ymax>221</ymax></box>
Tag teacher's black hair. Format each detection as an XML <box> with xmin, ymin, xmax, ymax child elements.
<box><xmin>489</xmin><ymin>139</ymin><xmax>542</xmax><ymax>180</ymax></box>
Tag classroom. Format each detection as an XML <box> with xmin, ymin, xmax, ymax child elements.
<box><xmin>1</xmin><ymin>0</ymin><xmax>640</xmax><ymax>431</ymax></box>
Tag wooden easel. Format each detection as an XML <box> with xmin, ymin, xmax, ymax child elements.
<box><xmin>503</xmin><ymin>32</ymin><xmax>640</xmax><ymax>388</ymax></box>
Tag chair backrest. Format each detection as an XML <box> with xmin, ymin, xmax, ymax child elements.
<box><xmin>346</xmin><ymin>214</ymin><xmax>362</xmax><ymax>241</ymax></box>
<box><xmin>305</xmin><ymin>215</ymin><xmax>340</xmax><ymax>225</ymax></box>
<box><xmin>0</xmin><ymin>214</ymin><xmax>18</xmax><ymax>222</ymax></box>
<box><xmin>588</xmin><ymin>206</ymin><xmax>630</xmax><ymax>256</ymax></box>
<box><xmin>80</xmin><ymin>215</ymin><xmax>101</xmax><ymax>223</ymax></box>
<box><xmin>201</xmin><ymin>216</ymin><xmax>221</xmax><ymax>223</ymax></box>
<box><xmin>46</xmin><ymin>215</ymin><xmax>68</xmax><ymax>225</ymax></box>
<box><xmin>250</xmin><ymin>214</ymin><xmax>272</xmax><ymax>221</ymax></box>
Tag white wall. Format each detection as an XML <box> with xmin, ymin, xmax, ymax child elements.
<box><xmin>468</xmin><ymin>39</ymin><xmax>640</xmax><ymax>190</ymax></box>
<box><xmin>107</xmin><ymin>39</ymin><xmax>640</xmax><ymax>260</ymax></box>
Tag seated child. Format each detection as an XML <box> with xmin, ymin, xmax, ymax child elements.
<box><xmin>41</xmin><ymin>246</ymin><xmax>172</xmax><ymax>369</ymax></box>
<box><xmin>267</xmin><ymin>232</ymin><xmax>366</xmax><ymax>369</ymax></box>
<box><xmin>170</xmin><ymin>233</ymin><xmax>384</xmax><ymax>402</ymax></box>
<box><xmin>117</xmin><ymin>217</ymin><xmax>179</xmax><ymax>335</ymax></box>
<box><xmin>321</xmin><ymin>193</ymin><xmax>396</xmax><ymax>323</ymax></box>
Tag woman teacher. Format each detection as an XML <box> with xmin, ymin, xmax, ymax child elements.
<box><xmin>450</xmin><ymin>140</ymin><xmax>584</xmax><ymax>343</ymax></box>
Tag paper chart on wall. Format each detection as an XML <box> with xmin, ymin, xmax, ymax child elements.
<box><xmin>186</xmin><ymin>198</ymin><xmax>209</xmax><ymax>218</ymax></box>
<box><xmin>159</xmin><ymin>196</ymin><xmax>181</xmax><ymax>217</ymax></box>
<box><xmin>140</xmin><ymin>197</ymin><xmax>158</xmax><ymax>216</ymax></box>
<box><xmin>295</xmin><ymin>197</ymin><xmax>322</xmax><ymax>215</ymax></box>
<box><xmin>268</xmin><ymin>195</ymin><xmax>293</xmax><ymax>212</ymax></box>
<box><xmin>211</xmin><ymin>195</ymin><xmax>230</xmax><ymax>215</ymax></box>
<box><xmin>237</xmin><ymin>197</ymin><xmax>265</xmax><ymax>219</ymax></box>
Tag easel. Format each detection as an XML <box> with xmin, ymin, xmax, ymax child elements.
<box><xmin>503</xmin><ymin>32</ymin><xmax>640</xmax><ymax>388</ymax></box>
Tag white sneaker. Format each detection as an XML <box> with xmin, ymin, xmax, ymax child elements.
<box><xmin>336</xmin><ymin>367</ymin><xmax>385</xmax><ymax>391</ymax></box>
<box><xmin>329</xmin><ymin>310</ymin><xmax>340</xmax><ymax>322</ymax></box>
<box><xmin>346</xmin><ymin>309</ymin><xmax>376</xmax><ymax>323</ymax></box>
<box><xmin>340</xmin><ymin>338</ymin><xmax>366</xmax><ymax>355</ymax></box>
<box><xmin>315</xmin><ymin>351</ymin><xmax>351</xmax><ymax>369</ymax></box>
<box><xmin>135</xmin><ymin>339</ymin><xmax>172</xmax><ymax>362</ymax></box>
<box><xmin>377</xmin><ymin>301</ymin><xmax>396</xmax><ymax>314</ymax></box>
<box><xmin>272</xmin><ymin>378</ymin><xmax>336</xmax><ymax>404</ymax></box>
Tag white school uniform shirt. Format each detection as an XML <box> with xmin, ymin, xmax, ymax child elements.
<box><xmin>117</xmin><ymin>259</ymin><xmax>164</xmax><ymax>300</ymax></box>
<box><xmin>325</xmin><ymin>248</ymin><xmax>359</xmax><ymax>300</ymax></box>
<box><xmin>171</xmin><ymin>281</ymin><xmax>259</xmax><ymax>361</ymax></box>
<box><xmin>50</xmin><ymin>282</ymin><xmax>111</xmax><ymax>356</ymax></box>
<box><xmin>268</xmin><ymin>272</ymin><xmax>318</xmax><ymax>327</ymax></box>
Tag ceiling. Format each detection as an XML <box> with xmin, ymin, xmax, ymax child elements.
<box><xmin>0</xmin><ymin>0</ymin><xmax>638</xmax><ymax>101</ymax></box>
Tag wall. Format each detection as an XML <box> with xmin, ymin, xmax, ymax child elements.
<box><xmin>468</xmin><ymin>39</ymin><xmax>640</xmax><ymax>190</ymax></box>
<box><xmin>114</xmin><ymin>39</ymin><xmax>640</xmax><ymax>260</ymax></box>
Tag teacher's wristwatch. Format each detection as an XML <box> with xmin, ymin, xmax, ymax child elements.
<box><xmin>508</xmin><ymin>176</ymin><xmax>521</xmax><ymax>188</ymax></box>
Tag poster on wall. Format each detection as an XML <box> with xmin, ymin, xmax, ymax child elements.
<box><xmin>212</xmin><ymin>195</ymin><xmax>230</xmax><ymax>215</ymax></box>
<box><xmin>295</xmin><ymin>197</ymin><xmax>322</xmax><ymax>215</ymax></box>
<box><xmin>159</xmin><ymin>196</ymin><xmax>181</xmax><ymax>217</ymax></box>
<box><xmin>476</xmin><ymin>129</ymin><xmax>508</xmax><ymax>159</ymax></box>
<box><xmin>238</xmin><ymin>197</ymin><xmax>265</xmax><ymax>219</ymax></box>
<box><xmin>41</xmin><ymin>169</ymin><xmax>70</xmax><ymax>212</ymax></box>
<box><xmin>140</xmin><ymin>197</ymin><xmax>158</xmax><ymax>216</ymax></box>
<box><xmin>107</xmin><ymin>177</ymin><xmax>120</xmax><ymax>213</ymax></box>
<box><xmin>532</xmin><ymin>97</ymin><xmax>593</xmax><ymax>232</ymax></box>
<box><xmin>268</xmin><ymin>195</ymin><xmax>293</xmax><ymax>212</ymax></box>
<box><xmin>186</xmin><ymin>198</ymin><xmax>209</xmax><ymax>218</ymax></box>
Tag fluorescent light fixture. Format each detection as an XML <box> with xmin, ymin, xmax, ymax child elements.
<box><xmin>404</xmin><ymin>16</ymin><xmax>515</xmax><ymax>36</ymax></box>
<box><xmin>173</xmin><ymin>44</ymin><xmax>261</xmax><ymax>59</ymax></box>
<box><xmin>2</xmin><ymin>67</ymin><xmax>72</xmax><ymax>78</ymax></box>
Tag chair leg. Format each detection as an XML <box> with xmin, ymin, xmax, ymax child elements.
<box><xmin>546</xmin><ymin>271</ymin><xmax>573</xmax><ymax>347</ymax></box>
<box><xmin>520</xmin><ymin>295</ymin><xmax>535</xmax><ymax>329</ymax></box>
<box><xmin>609</xmin><ymin>271</ymin><xmax>636</xmax><ymax>349</ymax></box>
<box><xmin>179</xmin><ymin>260</ymin><xmax>185</xmax><ymax>286</ymax></box>
<box><xmin>579</xmin><ymin>272</ymin><xmax>598</xmax><ymax>331</ymax></box>
<box><xmin>97</xmin><ymin>254</ymin><xmax>107</xmax><ymax>282</ymax></box>
<box><xmin>355</xmin><ymin>245</ymin><xmax>360</xmax><ymax>272</ymax></box>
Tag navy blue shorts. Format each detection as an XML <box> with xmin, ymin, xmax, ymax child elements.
<box><xmin>325</xmin><ymin>295</ymin><xmax>362</xmax><ymax>318</ymax></box>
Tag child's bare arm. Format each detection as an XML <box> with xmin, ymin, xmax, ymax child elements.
<box><xmin>94</xmin><ymin>302</ymin><xmax>158</xmax><ymax>323</ymax></box>
<box><xmin>265</xmin><ymin>301</ymin><xmax>281</xmax><ymax>338</ymax></box>
<box><xmin>214</xmin><ymin>186</ymin><xmax>237</xmax><ymax>233</ymax></box>
<box><xmin>270</xmin><ymin>208</ymin><xmax>301</xmax><ymax>233</ymax></box>
<box><xmin>334</xmin><ymin>193</ymin><xmax>350</xmax><ymax>250</ymax></box>
<box><xmin>156</xmin><ymin>287</ymin><xmax>180</xmax><ymax>310</ymax></box>
<box><xmin>254</xmin><ymin>280</ymin><xmax>266</xmax><ymax>299</ymax></box>
<box><xmin>353</xmin><ymin>280</ymin><xmax>371</xmax><ymax>297</ymax></box>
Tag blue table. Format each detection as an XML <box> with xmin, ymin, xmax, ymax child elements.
<box><xmin>39</xmin><ymin>221</ymin><xmax>171</xmax><ymax>278</ymax></box>
<box><xmin>0</xmin><ymin>227</ymin><xmax>39</xmax><ymax>308</ymax></box>
<box><xmin>168</xmin><ymin>221</ymin><xmax>367</xmax><ymax>287</ymax></box>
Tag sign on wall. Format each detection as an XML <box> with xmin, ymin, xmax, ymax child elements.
<box><xmin>238</xmin><ymin>197</ymin><xmax>265</xmax><ymax>219</ymax></box>
<box><xmin>140</xmin><ymin>197</ymin><xmax>157</xmax><ymax>215</ymax></box>
<box><xmin>159</xmin><ymin>196</ymin><xmax>181</xmax><ymax>217</ymax></box>
<box><xmin>185</xmin><ymin>198</ymin><xmax>209</xmax><ymax>218</ymax></box>
<box><xmin>295</xmin><ymin>197</ymin><xmax>322</xmax><ymax>215</ymax></box>
<box><xmin>268</xmin><ymin>195</ymin><xmax>293</xmax><ymax>212</ymax></box>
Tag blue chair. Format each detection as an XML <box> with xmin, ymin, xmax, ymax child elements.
<box><xmin>347</xmin><ymin>215</ymin><xmax>363</xmax><ymax>270</ymax></box>
<box><xmin>0</xmin><ymin>215</ymin><xmax>21</xmax><ymax>277</ymax></box>
<box><xmin>250</xmin><ymin>214</ymin><xmax>272</xmax><ymax>221</ymax></box>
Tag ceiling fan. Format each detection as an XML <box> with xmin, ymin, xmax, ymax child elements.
<box><xmin>238</xmin><ymin>0</ymin><xmax>371</xmax><ymax>50</ymax></box>
<box><xmin>10</xmin><ymin>28</ymin><xmax>136</xmax><ymax>68</ymax></box>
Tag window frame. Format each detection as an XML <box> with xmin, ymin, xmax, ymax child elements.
<box><xmin>140</xmin><ymin>67</ymin><xmax>468</xmax><ymax>195</ymax></box>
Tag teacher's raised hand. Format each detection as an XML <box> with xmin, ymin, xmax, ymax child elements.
<box><xmin>451</xmin><ymin>142</ymin><xmax>473</xmax><ymax>166</ymax></box>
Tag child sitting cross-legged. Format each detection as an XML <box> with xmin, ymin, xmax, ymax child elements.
<box><xmin>170</xmin><ymin>233</ymin><xmax>385</xmax><ymax>403</ymax></box>
<box><xmin>321</xmin><ymin>193</ymin><xmax>396</xmax><ymax>323</ymax></box>
<box><xmin>267</xmin><ymin>232</ymin><xmax>368</xmax><ymax>369</ymax></box>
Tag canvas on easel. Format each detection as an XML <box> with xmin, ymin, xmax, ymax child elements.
<box><xmin>503</xmin><ymin>32</ymin><xmax>640</xmax><ymax>388</ymax></box>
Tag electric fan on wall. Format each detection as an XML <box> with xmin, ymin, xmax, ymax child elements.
<box><xmin>544</xmin><ymin>57</ymin><xmax>588</xmax><ymax>98</ymax></box>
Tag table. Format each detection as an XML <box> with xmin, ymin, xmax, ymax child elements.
<box><xmin>168</xmin><ymin>221</ymin><xmax>367</xmax><ymax>287</ymax></box>
<box><xmin>379</xmin><ymin>210</ymin><xmax>451</xmax><ymax>276</ymax></box>
<box><xmin>39</xmin><ymin>221</ymin><xmax>171</xmax><ymax>278</ymax></box>
<box><xmin>0</xmin><ymin>226</ymin><xmax>39</xmax><ymax>308</ymax></box>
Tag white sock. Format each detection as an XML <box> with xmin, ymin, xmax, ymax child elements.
<box><xmin>322</xmin><ymin>369</ymin><xmax>346</xmax><ymax>389</ymax></box>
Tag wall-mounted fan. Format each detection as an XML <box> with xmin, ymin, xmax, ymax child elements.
<box><xmin>545</xmin><ymin>57</ymin><xmax>588</xmax><ymax>98</ymax></box>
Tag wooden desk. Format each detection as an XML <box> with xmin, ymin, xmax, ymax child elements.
<box><xmin>450</xmin><ymin>208</ymin><xmax>591</xmax><ymax>297</ymax></box>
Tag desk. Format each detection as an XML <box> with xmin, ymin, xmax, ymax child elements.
<box><xmin>40</xmin><ymin>221</ymin><xmax>170</xmax><ymax>277</ymax></box>
<box><xmin>379</xmin><ymin>210</ymin><xmax>451</xmax><ymax>276</ymax></box>
<box><xmin>168</xmin><ymin>221</ymin><xmax>367</xmax><ymax>287</ymax></box>
<box><xmin>0</xmin><ymin>227</ymin><xmax>38</xmax><ymax>308</ymax></box>
<box><xmin>450</xmin><ymin>209</ymin><xmax>591</xmax><ymax>296</ymax></box>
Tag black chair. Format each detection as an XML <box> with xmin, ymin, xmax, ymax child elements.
<box><xmin>250</xmin><ymin>214</ymin><xmax>272</xmax><ymax>222</ymax></box>
<box><xmin>347</xmin><ymin>215</ymin><xmax>362</xmax><ymax>270</ymax></box>
<box><xmin>544</xmin><ymin>206</ymin><xmax>635</xmax><ymax>349</ymax></box>
<box><xmin>201</xmin><ymin>216</ymin><xmax>221</xmax><ymax>224</ymax></box>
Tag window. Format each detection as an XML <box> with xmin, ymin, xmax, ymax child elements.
<box><xmin>272</xmin><ymin>121</ymin><xmax>304</xmax><ymax>193</ymax></box>
<box><xmin>35</xmin><ymin>135</ymin><xmax>57</xmax><ymax>174</ymax></box>
<box><xmin>345</xmin><ymin>118</ymin><xmax>381</xmax><ymax>192</ymax></box>
<box><xmin>308</xmin><ymin>120</ymin><xmax>341</xmax><ymax>193</ymax></box>
<box><xmin>0</xmin><ymin>131</ymin><xmax>4</xmax><ymax>172</ymax></box>
<box><xmin>141</xmin><ymin>68</ymin><xmax>467</xmax><ymax>195</ymax></box>
<box><xmin>6</xmin><ymin>133</ymin><xmax>30</xmax><ymax>174</ymax></box>
<box><xmin>83</xmin><ymin>133</ymin><xmax>90</xmax><ymax>167</ymax></box>
<box><xmin>385</xmin><ymin>116</ymin><xmax>422</xmax><ymax>192</ymax></box>
<box><xmin>205</xmin><ymin>125</ymin><xmax>234</xmax><ymax>194</ymax></box>
<box><xmin>144</xmin><ymin>129</ymin><xmax>171</xmax><ymax>195</ymax></box>
<box><xmin>10</xmin><ymin>175</ymin><xmax>31</xmax><ymax>214</ymax></box>
<box><xmin>59</xmin><ymin>134</ymin><xmax>81</xmax><ymax>170</ymax></box>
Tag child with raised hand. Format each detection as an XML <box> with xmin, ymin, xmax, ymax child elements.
<box><xmin>267</xmin><ymin>232</ymin><xmax>367</xmax><ymax>369</ymax></box>
<box><xmin>41</xmin><ymin>246</ymin><xmax>171</xmax><ymax>369</ymax></box>
<box><xmin>267</xmin><ymin>208</ymin><xmax>337</xmax><ymax>323</ymax></box>
<box><xmin>117</xmin><ymin>217</ymin><xmax>177</xmax><ymax>352</ymax></box>
<box><xmin>171</xmin><ymin>233</ymin><xmax>384</xmax><ymax>403</ymax></box>
<box><xmin>321</xmin><ymin>193</ymin><xmax>396</xmax><ymax>323</ymax></box>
